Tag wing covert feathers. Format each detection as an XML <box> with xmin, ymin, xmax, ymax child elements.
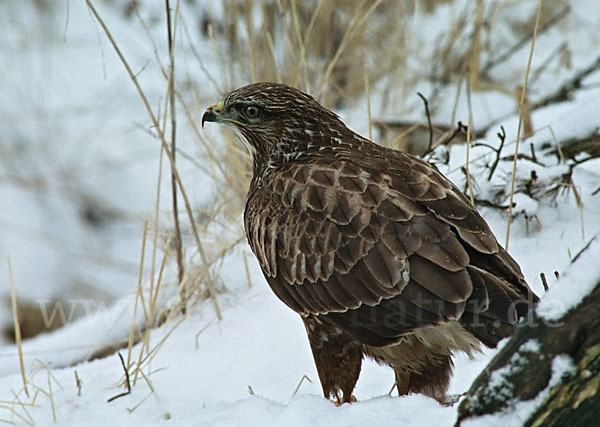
<box><xmin>245</xmin><ymin>147</ymin><xmax>535</xmax><ymax>347</ymax></box>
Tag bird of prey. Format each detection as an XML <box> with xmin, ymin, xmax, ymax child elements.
<box><xmin>202</xmin><ymin>82</ymin><xmax>537</xmax><ymax>405</ymax></box>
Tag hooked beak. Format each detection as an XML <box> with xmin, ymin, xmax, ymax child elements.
<box><xmin>201</xmin><ymin>101</ymin><xmax>224</xmax><ymax>128</ymax></box>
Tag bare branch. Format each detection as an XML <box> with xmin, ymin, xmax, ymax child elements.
<box><xmin>107</xmin><ymin>353</ymin><xmax>132</xmax><ymax>402</ymax></box>
<box><xmin>417</xmin><ymin>92</ymin><xmax>433</xmax><ymax>154</ymax></box>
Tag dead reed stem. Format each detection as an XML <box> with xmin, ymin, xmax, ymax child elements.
<box><xmin>363</xmin><ymin>64</ymin><xmax>372</xmax><ymax>141</ymax></box>
<box><xmin>465</xmin><ymin>114</ymin><xmax>475</xmax><ymax>205</ymax></box>
<box><xmin>45</xmin><ymin>365</ymin><xmax>57</xmax><ymax>422</ymax></box>
<box><xmin>8</xmin><ymin>255</ymin><xmax>29</xmax><ymax>398</ymax></box>
<box><xmin>149</xmin><ymin>130</ymin><xmax>165</xmax><ymax>319</ymax></box>
<box><xmin>505</xmin><ymin>0</ymin><xmax>543</xmax><ymax>249</ymax></box>
<box><xmin>126</xmin><ymin>220</ymin><xmax>149</xmax><ymax>374</ymax></box>
<box><xmin>316</xmin><ymin>0</ymin><xmax>383</xmax><ymax>99</ymax></box>
<box><xmin>244</xmin><ymin>0</ymin><xmax>257</xmax><ymax>82</ymax></box>
<box><xmin>242</xmin><ymin>250</ymin><xmax>252</xmax><ymax>289</ymax></box>
<box><xmin>86</xmin><ymin>0</ymin><xmax>222</xmax><ymax>319</ymax></box>
<box><xmin>469</xmin><ymin>0</ymin><xmax>484</xmax><ymax>91</ymax></box>
<box><xmin>165</xmin><ymin>0</ymin><xmax>184</xmax><ymax>285</ymax></box>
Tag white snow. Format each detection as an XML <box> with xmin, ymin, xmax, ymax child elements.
<box><xmin>519</xmin><ymin>339</ymin><xmax>541</xmax><ymax>354</ymax></box>
<box><xmin>1</xmin><ymin>1</ymin><xmax>600</xmax><ymax>426</ymax></box>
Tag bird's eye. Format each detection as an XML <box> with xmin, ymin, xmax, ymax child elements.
<box><xmin>244</xmin><ymin>105</ymin><xmax>261</xmax><ymax>119</ymax></box>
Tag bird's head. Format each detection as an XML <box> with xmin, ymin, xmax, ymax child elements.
<box><xmin>202</xmin><ymin>82</ymin><xmax>348</xmax><ymax>173</ymax></box>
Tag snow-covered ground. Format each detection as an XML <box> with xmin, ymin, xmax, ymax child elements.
<box><xmin>1</xmin><ymin>1</ymin><xmax>599</xmax><ymax>426</ymax></box>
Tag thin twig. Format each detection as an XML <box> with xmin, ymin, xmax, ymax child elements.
<box><xmin>482</xmin><ymin>4</ymin><xmax>569</xmax><ymax>74</ymax></box>
<box><xmin>435</xmin><ymin>121</ymin><xmax>468</xmax><ymax>150</ymax></box>
<box><xmin>483</xmin><ymin>126</ymin><xmax>505</xmax><ymax>181</ymax></box>
<box><xmin>474</xmin><ymin>198</ymin><xmax>513</xmax><ymax>210</ymax></box>
<box><xmin>540</xmin><ymin>272</ymin><xmax>549</xmax><ymax>292</ymax></box>
<box><xmin>529</xmin><ymin>142</ymin><xmax>537</xmax><ymax>163</ymax></box>
<box><xmin>528</xmin><ymin>42</ymin><xmax>567</xmax><ymax>89</ymax></box>
<box><xmin>107</xmin><ymin>353</ymin><xmax>132</xmax><ymax>402</ymax></box>
<box><xmin>74</xmin><ymin>371</ymin><xmax>82</xmax><ymax>397</ymax></box>
<box><xmin>417</xmin><ymin>92</ymin><xmax>433</xmax><ymax>154</ymax></box>
<box><xmin>533</xmin><ymin>53</ymin><xmax>600</xmax><ymax>109</ymax></box>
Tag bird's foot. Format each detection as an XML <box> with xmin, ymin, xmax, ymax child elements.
<box><xmin>332</xmin><ymin>393</ymin><xmax>357</xmax><ymax>406</ymax></box>
<box><xmin>438</xmin><ymin>391</ymin><xmax>467</xmax><ymax>406</ymax></box>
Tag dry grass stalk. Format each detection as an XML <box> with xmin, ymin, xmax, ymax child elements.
<box><xmin>516</xmin><ymin>86</ymin><xmax>534</xmax><ymax>139</ymax></box>
<box><xmin>44</xmin><ymin>363</ymin><xmax>57</xmax><ymax>422</ymax></box>
<box><xmin>133</xmin><ymin>316</ymin><xmax>186</xmax><ymax>376</ymax></box>
<box><xmin>244</xmin><ymin>0</ymin><xmax>257</xmax><ymax>82</ymax></box>
<box><xmin>9</xmin><ymin>391</ymin><xmax>34</xmax><ymax>426</ymax></box>
<box><xmin>468</xmin><ymin>0</ymin><xmax>484</xmax><ymax>91</ymax></box>
<box><xmin>126</xmin><ymin>380</ymin><xmax>154</xmax><ymax>413</ymax></box>
<box><xmin>464</xmin><ymin>115</ymin><xmax>475</xmax><ymax>205</ymax></box>
<box><xmin>292</xmin><ymin>374</ymin><xmax>313</xmax><ymax>397</ymax></box>
<box><xmin>165</xmin><ymin>0</ymin><xmax>185</xmax><ymax>285</ymax></box>
<box><xmin>126</xmin><ymin>220</ymin><xmax>150</xmax><ymax>376</ymax></box>
<box><xmin>563</xmin><ymin>176</ymin><xmax>585</xmax><ymax>240</ymax></box>
<box><xmin>505</xmin><ymin>0</ymin><xmax>544</xmax><ymax>249</ymax></box>
<box><xmin>363</xmin><ymin>64</ymin><xmax>372</xmax><ymax>141</ymax></box>
<box><xmin>131</xmin><ymin>240</ymin><xmax>173</xmax><ymax>385</ymax></box>
<box><xmin>85</xmin><ymin>0</ymin><xmax>222</xmax><ymax>319</ymax></box>
<box><xmin>149</xmin><ymin>135</ymin><xmax>166</xmax><ymax>322</ymax></box>
<box><xmin>289</xmin><ymin>0</ymin><xmax>311</xmax><ymax>89</ymax></box>
<box><xmin>548</xmin><ymin>126</ymin><xmax>566</xmax><ymax>164</ymax></box>
<box><xmin>8</xmin><ymin>255</ymin><xmax>29</xmax><ymax>398</ymax></box>
<box><xmin>242</xmin><ymin>250</ymin><xmax>252</xmax><ymax>289</ymax></box>
<box><xmin>149</xmin><ymin>237</ymin><xmax>172</xmax><ymax>328</ymax></box>
<box><xmin>74</xmin><ymin>370</ymin><xmax>82</xmax><ymax>396</ymax></box>
<box><xmin>315</xmin><ymin>0</ymin><xmax>383</xmax><ymax>99</ymax></box>
<box><xmin>2</xmin><ymin>362</ymin><xmax>58</xmax><ymax>427</ymax></box>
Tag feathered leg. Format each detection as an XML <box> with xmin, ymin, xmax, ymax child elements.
<box><xmin>393</xmin><ymin>353</ymin><xmax>453</xmax><ymax>403</ymax></box>
<box><xmin>303</xmin><ymin>316</ymin><xmax>362</xmax><ymax>404</ymax></box>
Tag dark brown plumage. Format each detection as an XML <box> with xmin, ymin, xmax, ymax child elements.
<box><xmin>202</xmin><ymin>82</ymin><xmax>537</xmax><ymax>404</ymax></box>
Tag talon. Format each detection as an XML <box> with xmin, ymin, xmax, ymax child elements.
<box><xmin>439</xmin><ymin>391</ymin><xmax>467</xmax><ymax>406</ymax></box>
<box><xmin>332</xmin><ymin>394</ymin><xmax>357</xmax><ymax>406</ymax></box>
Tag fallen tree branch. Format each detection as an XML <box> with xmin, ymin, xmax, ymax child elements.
<box><xmin>533</xmin><ymin>54</ymin><xmax>600</xmax><ymax>109</ymax></box>
<box><xmin>456</xmin><ymin>235</ymin><xmax>600</xmax><ymax>426</ymax></box>
<box><xmin>482</xmin><ymin>4</ymin><xmax>570</xmax><ymax>75</ymax></box>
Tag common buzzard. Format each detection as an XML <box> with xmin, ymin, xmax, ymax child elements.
<box><xmin>202</xmin><ymin>82</ymin><xmax>537</xmax><ymax>404</ymax></box>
